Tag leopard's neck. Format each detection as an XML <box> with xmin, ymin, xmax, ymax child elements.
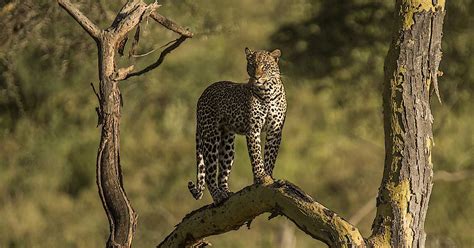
<box><xmin>248</xmin><ymin>76</ymin><xmax>284</xmax><ymax>102</ymax></box>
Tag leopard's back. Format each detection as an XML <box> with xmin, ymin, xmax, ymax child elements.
<box><xmin>197</xmin><ymin>81</ymin><xmax>254</xmax><ymax>135</ymax></box>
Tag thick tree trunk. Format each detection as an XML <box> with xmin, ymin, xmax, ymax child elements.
<box><xmin>368</xmin><ymin>1</ymin><xmax>446</xmax><ymax>247</ymax></box>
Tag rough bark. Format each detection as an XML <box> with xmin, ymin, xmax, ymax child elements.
<box><xmin>158</xmin><ymin>180</ymin><xmax>365</xmax><ymax>248</ymax></box>
<box><xmin>57</xmin><ymin>0</ymin><xmax>192</xmax><ymax>247</ymax></box>
<box><xmin>368</xmin><ymin>1</ymin><xmax>446</xmax><ymax>247</ymax></box>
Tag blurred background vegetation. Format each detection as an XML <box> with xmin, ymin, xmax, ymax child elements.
<box><xmin>0</xmin><ymin>0</ymin><xmax>472</xmax><ymax>247</ymax></box>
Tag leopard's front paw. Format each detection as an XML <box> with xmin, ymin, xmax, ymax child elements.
<box><xmin>254</xmin><ymin>175</ymin><xmax>274</xmax><ymax>185</ymax></box>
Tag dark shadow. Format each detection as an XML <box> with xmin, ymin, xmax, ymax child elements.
<box><xmin>271</xmin><ymin>0</ymin><xmax>393</xmax><ymax>80</ymax></box>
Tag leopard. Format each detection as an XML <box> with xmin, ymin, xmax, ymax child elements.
<box><xmin>188</xmin><ymin>48</ymin><xmax>287</xmax><ymax>204</ymax></box>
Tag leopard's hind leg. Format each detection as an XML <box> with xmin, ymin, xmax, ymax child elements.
<box><xmin>203</xmin><ymin>129</ymin><xmax>229</xmax><ymax>204</ymax></box>
<box><xmin>218</xmin><ymin>130</ymin><xmax>235</xmax><ymax>195</ymax></box>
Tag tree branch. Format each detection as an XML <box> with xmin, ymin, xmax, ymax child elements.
<box><xmin>158</xmin><ymin>180</ymin><xmax>365</xmax><ymax>248</ymax></box>
<box><xmin>113</xmin><ymin>65</ymin><xmax>135</xmax><ymax>81</ymax></box>
<box><xmin>109</xmin><ymin>0</ymin><xmax>160</xmax><ymax>42</ymax></box>
<box><xmin>124</xmin><ymin>36</ymin><xmax>188</xmax><ymax>80</ymax></box>
<box><xmin>150</xmin><ymin>12</ymin><xmax>193</xmax><ymax>38</ymax></box>
<box><xmin>57</xmin><ymin>0</ymin><xmax>102</xmax><ymax>40</ymax></box>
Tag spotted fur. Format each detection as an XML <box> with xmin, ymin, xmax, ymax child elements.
<box><xmin>188</xmin><ymin>48</ymin><xmax>287</xmax><ymax>203</ymax></box>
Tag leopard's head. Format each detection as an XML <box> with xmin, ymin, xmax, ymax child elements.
<box><xmin>245</xmin><ymin>48</ymin><xmax>281</xmax><ymax>85</ymax></box>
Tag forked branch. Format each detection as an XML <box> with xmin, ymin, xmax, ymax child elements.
<box><xmin>158</xmin><ymin>180</ymin><xmax>365</xmax><ymax>248</ymax></box>
<box><xmin>57</xmin><ymin>1</ymin><xmax>193</xmax><ymax>247</ymax></box>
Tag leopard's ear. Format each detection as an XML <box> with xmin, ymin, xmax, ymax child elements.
<box><xmin>270</xmin><ymin>49</ymin><xmax>281</xmax><ymax>61</ymax></box>
<box><xmin>245</xmin><ymin>47</ymin><xmax>253</xmax><ymax>58</ymax></box>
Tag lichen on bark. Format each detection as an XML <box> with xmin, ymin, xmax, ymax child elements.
<box><xmin>400</xmin><ymin>0</ymin><xmax>445</xmax><ymax>29</ymax></box>
<box><xmin>158</xmin><ymin>181</ymin><xmax>365</xmax><ymax>248</ymax></box>
<box><xmin>369</xmin><ymin>1</ymin><xmax>446</xmax><ymax>247</ymax></box>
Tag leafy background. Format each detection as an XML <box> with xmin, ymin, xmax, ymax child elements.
<box><xmin>0</xmin><ymin>0</ymin><xmax>472</xmax><ymax>247</ymax></box>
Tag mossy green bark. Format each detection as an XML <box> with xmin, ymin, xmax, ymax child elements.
<box><xmin>368</xmin><ymin>0</ymin><xmax>446</xmax><ymax>247</ymax></box>
<box><xmin>158</xmin><ymin>181</ymin><xmax>365</xmax><ymax>248</ymax></box>
<box><xmin>400</xmin><ymin>0</ymin><xmax>445</xmax><ymax>29</ymax></box>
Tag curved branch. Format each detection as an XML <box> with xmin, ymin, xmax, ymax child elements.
<box><xmin>150</xmin><ymin>12</ymin><xmax>194</xmax><ymax>38</ymax></box>
<box><xmin>57</xmin><ymin>0</ymin><xmax>101</xmax><ymax>40</ymax></box>
<box><xmin>158</xmin><ymin>180</ymin><xmax>365</xmax><ymax>248</ymax></box>
<box><xmin>124</xmin><ymin>36</ymin><xmax>188</xmax><ymax>80</ymax></box>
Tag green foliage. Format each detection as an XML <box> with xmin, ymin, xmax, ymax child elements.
<box><xmin>0</xmin><ymin>0</ymin><xmax>472</xmax><ymax>247</ymax></box>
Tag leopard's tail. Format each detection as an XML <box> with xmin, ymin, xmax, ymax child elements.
<box><xmin>188</xmin><ymin>132</ymin><xmax>205</xmax><ymax>200</ymax></box>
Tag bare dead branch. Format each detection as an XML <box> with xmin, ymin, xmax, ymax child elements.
<box><xmin>57</xmin><ymin>0</ymin><xmax>101</xmax><ymax>40</ymax></box>
<box><xmin>90</xmin><ymin>82</ymin><xmax>100</xmax><ymax>100</ymax></box>
<box><xmin>131</xmin><ymin>37</ymin><xmax>185</xmax><ymax>58</ymax></box>
<box><xmin>113</xmin><ymin>65</ymin><xmax>135</xmax><ymax>81</ymax></box>
<box><xmin>158</xmin><ymin>180</ymin><xmax>365</xmax><ymax>248</ymax></box>
<box><xmin>150</xmin><ymin>12</ymin><xmax>194</xmax><ymax>38</ymax></box>
<box><xmin>110</xmin><ymin>1</ymin><xmax>160</xmax><ymax>42</ymax></box>
<box><xmin>60</xmin><ymin>1</ymin><xmax>193</xmax><ymax>247</ymax></box>
<box><xmin>90</xmin><ymin>82</ymin><xmax>103</xmax><ymax>126</ymax></box>
<box><xmin>130</xmin><ymin>47</ymin><xmax>159</xmax><ymax>58</ymax></box>
<box><xmin>118</xmin><ymin>36</ymin><xmax>129</xmax><ymax>56</ymax></box>
<box><xmin>124</xmin><ymin>36</ymin><xmax>188</xmax><ymax>80</ymax></box>
<box><xmin>128</xmin><ymin>25</ymin><xmax>141</xmax><ymax>58</ymax></box>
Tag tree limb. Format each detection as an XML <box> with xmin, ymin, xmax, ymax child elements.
<box><xmin>158</xmin><ymin>180</ymin><xmax>365</xmax><ymax>248</ymax></box>
<box><xmin>124</xmin><ymin>36</ymin><xmax>188</xmax><ymax>80</ymax></box>
<box><xmin>57</xmin><ymin>0</ymin><xmax>102</xmax><ymax>40</ymax></box>
<box><xmin>109</xmin><ymin>1</ymin><xmax>160</xmax><ymax>42</ymax></box>
<box><xmin>113</xmin><ymin>65</ymin><xmax>135</xmax><ymax>81</ymax></box>
<box><xmin>150</xmin><ymin>12</ymin><xmax>194</xmax><ymax>38</ymax></box>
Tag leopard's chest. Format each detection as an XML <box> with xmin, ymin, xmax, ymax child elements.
<box><xmin>262</xmin><ymin>99</ymin><xmax>286</xmax><ymax>132</ymax></box>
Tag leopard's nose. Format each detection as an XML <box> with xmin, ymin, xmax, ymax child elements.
<box><xmin>255</xmin><ymin>65</ymin><xmax>264</xmax><ymax>77</ymax></box>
